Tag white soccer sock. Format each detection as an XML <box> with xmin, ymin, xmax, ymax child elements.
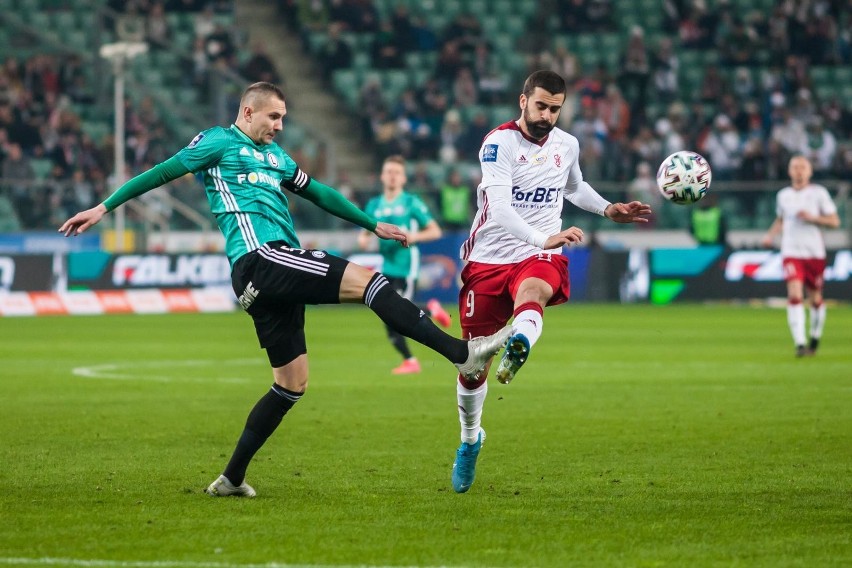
<box><xmin>809</xmin><ymin>303</ymin><xmax>827</xmax><ymax>340</ymax></box>
<box><xmin>787</xmin><ymin>303</ymin><xmax>806</xmax><ymax>346</ymax></box>
<box><xmin>457</xmin><ymin>380</ymin><xmax>487</xmax><ymax>444</ymax></box>
<box><xmin>513</xmin><ymin>309</ymin><xmax>543</xmax><ymax>347</ymax></box>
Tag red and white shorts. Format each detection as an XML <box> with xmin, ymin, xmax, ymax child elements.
<box><xmin>458</xmin><ymin>253</ymin><xmax>570</xmax><ymax>339</ymax></box>
<box><xmin>782</xmin><ymin>257</ymin><xmax>826</xmax><ymax>290</ymax></box>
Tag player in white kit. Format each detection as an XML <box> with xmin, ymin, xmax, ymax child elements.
<box><xmin>451</xmin><ymin>70</ymin><xmax>652</xmax><ymax>493</ymax></box>
<box><xmin>761</xmin><ymin>156</ymin><xmax>839</xmax><ymax>357</ymax></box>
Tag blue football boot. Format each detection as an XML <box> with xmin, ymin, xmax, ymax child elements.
<box><xmin>452</xmin><ymin>429</ymin><xmax>485</xmax><ymax>493</ymax></box>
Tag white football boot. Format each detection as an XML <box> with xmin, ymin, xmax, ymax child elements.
<box><xmin>455</xmin><ymin>326</ymin><xmax>513</xmax><ymax>380</ymax></box>
<box><xmin>205</xmin><ymin>474</ymin><xmax>256</xmax><ymax>498</ymax></box>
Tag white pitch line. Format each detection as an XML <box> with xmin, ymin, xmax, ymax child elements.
<box><xmin>71</xmin><ymin>359</ymin><xmax>261</xmax><ymax>383</ymax></box>
<box><xmin>0</xmin><ymin>558</ymin><xmax>464</xmax><ymax>568</ymax></box>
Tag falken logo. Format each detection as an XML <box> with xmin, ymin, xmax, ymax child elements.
<box><xmin>267</xmin><ymin>153</ymin><xmax>279</xmax><ymax>168</ymax></box>
<box><xmin>237</xmin><ymin>171</ymin><xmax>281</xmax><ymax>186</ymax></box>
<box><xmin>481</xmin><ymin>144</ymin><xmax>498</xmax><ymax>162</ymax></box>
<box><xmin>188</xmin><ymin>133</ymin><xmax>205</xmax><ymax>148</ymax></box>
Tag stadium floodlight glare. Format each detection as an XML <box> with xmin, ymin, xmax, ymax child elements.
<box><xmin>100</xmin><ymin>41</ymin><xmax>148</xmax><ymax>252</ymax></box>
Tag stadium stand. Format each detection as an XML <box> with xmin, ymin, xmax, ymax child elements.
<box><xmin>0</xmin><ymin>0</ymin><xmax>849</xmax><ymax>234</ymax></box>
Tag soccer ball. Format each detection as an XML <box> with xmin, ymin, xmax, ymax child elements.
<box><xmin>656</xmin><ymin>151</ymin><xmax>712</xmax><ymax>205</ymax></box>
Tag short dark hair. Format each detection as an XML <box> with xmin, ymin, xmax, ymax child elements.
<box><xmin>522</xmin><ymin>70</ymin><xmax>567</xmax><ymax>97</ymax></box>
<box><xmin>241</xmin><ymin>82</ymin><xmax>285</xmax><ymax>106</ymax></box>
<box><xmin>383</xmin><ymin>155</ymin><xmax>406</xmax><ymax>167</ymax></box>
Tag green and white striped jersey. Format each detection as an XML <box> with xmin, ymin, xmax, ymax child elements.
<box><xmin>176</xmin><ymin>125</ymin><xmax>309</xmax><ymax>266</ymax></box>
<box><xmin>364</xmin><ymin>192</ymin><xmax>434</xmax><ymax>279</ymax></box>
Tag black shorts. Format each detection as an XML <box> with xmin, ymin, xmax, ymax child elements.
<box><xmin>231</xmin><ymin>241</ymin><xmax>351</xmax><ymax>367</ymax></box>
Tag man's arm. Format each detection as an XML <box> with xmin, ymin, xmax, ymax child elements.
<box><xmin>567</xmin><ymin>181</ymin><xmax>652</xmax><ymax>223</ymax></box>
<box><xmin>408</xmin><ymin>219</ymin><xmax>442</xmax><ymax>245</ymax></box>
<box><xmin>761</xmin><ymin>217</ymin><xmax>783</xmax><ymax>247</ymax></box>
<box><xmin>295</xmin><ymin>178</ymin><xmax>408</xmax><ymax>245</ymax></box>
<box><xmin>59</xmin><ymin>156</ymin><xmax>190</xmax><ymax>236</ymax></box>
<box><xmin>797</xmin><ymin>211</ymin><xmax>840</xmax><ymax>228</ymax></box>
<box><xmin>486</xmin><ymin>185</ymin><xmax>583</xmax><ymax>249</ymax></box>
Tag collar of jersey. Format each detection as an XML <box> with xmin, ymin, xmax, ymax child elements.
<box><xmin>230</xmin><ymin>124</ymin><xmax>265</xmax><ymax>149</ymax></box>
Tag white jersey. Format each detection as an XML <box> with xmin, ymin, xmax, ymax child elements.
<box><xmin>775</xmin><ymin>183</ymin><xmax>837</xmax><ymax>259</ymax></box>
<box><xmin>461</xmin><ymin>121</ymin><xmax>597</xmax><ymax>264</ymax></box>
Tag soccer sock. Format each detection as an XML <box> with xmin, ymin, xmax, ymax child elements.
<box><xmin>786</xmin><ymin>300</ymin><xmax>806</xmax><ymax>347</ymax></box>
<box><xmin>364</xmin><ymin>273</ymin><xmax>467</xmax><ymax>364</ymax></box>
<box><xmin>512</xmin><ymin>302</ymin><xmax>544</xmax><ymax>347</ymax></box>
<box><xmin>809</xmin><ymin>302</ymin><xmax>826</xmax><ymax>340</ymax></box>
<box><xmin>457</xmin><ymin>379</ymin><xmax>487</xmax><ymax>445</ymax></box>
<box><xmin>387</xmin><ymin>326</ymin><xmax>413</xmax><ymax>359</ymax></box>
<box><xmin>222</xmin><ymin>383</ymin><xmax>302</xmax><ymax>486</ymax></box>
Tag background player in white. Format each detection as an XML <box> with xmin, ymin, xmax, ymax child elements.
<box><xmin>761</xmin><ymin>155</ymin><xmax>839</xmax><ymax>357</ymax></box>
<box><xmin>451</xmin><ymin>70</ymin><xmax>652</xmax><ymax>493</ymax></box>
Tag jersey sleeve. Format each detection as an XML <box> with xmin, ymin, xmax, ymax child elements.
<box><xmin>410</xmin><ymin>195</ymin><xmax>434</xmax><ymax>225</ymax></box>
<box><xmin>174</xmin><ymin>127</ymin><xmax>229</xmax><ymax>172</ymax></box>
<box><xmin>817</xmin><ymin>186</ymin><xmax>838</xmax><ymax>215</ymax></box>
<box><xmin>479</xmin><ymin>130</ymin><xmax>514</xmax><ymax>188</ymax></box>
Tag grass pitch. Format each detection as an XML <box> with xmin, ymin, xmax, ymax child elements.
<box><xmin>1</xmin><ymin>304</ymin><xmax>850</xmax><ymax>567</ymax></box>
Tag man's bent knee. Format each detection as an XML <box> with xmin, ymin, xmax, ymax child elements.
<box><xmin>272</xmin><ymin>354</ymin><xmax>309</xmax><ymax>393</ymax></box>
<box><xmin>340</xmin><ymin>263</ymin><xmax>374</xmax><ymax>303</ymax></box>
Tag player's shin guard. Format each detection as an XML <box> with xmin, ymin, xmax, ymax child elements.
<box><xmin>222</xmin><ymin>383</ymin><xmax>302</xmax><ymax>486</ymax></box>
<box><xmin>457</xmin><ymin>379</ymin><xmax>487</xmax><ymax>445</ymax></box>
<box><xmin>787</xmin><ymin>299</ymin><xmax>806</xmax><ymax>347</ymax></box>
<box><xmin>364</xmin><ymin>273</ymin><xmax>466</xmax><ymax>364</ymax></box>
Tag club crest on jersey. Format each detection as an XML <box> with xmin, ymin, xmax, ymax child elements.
<box><xmin>311</xmin><ymin>250</ymin><xmax>326</xmax><ymax>258</ymax></box>
<box><xmin>253</xmin><ymin>150</ymin><xmax>265</xmax><ymax>161</ymax></box>
<box><xmin>266</xmin><ymin>152</ymin><xmax>279</xmax><ymax>168</ymax></box>
<box><xmin>481</xmin><ymin>144</ymin><xmax>498</xmax><ymax>162</ymax></box>
<box><xmin>554</xmin><ymin>154</ymin><xmax>562</xmax><ymax>168</ymax></box>
<box><xmin>188</xmin><ymin>132</ymin><xmax>205</xmax><ymax>148</ymax></box>
<box><xmin>532</xmin><ymin>153</ymin><xmax>548</xmax><ymax>166</ymax></box>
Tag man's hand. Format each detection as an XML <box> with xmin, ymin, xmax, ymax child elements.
<box><xmin>543</xmin><ymin>226</ymin><xmax>584</xmax><ymax>249</ymax></box>
<box><xmin>374</xmin><ymin>222</ymin><xmax>409</xmax><ymax>247</ymax></box>
<box><xmin>760</xmin><ymin>234</ymin><xmax>775</xmax><ymax>248</ymax></box>
<box><xmin>796</xmin><ymin>210</ymin><xmax>817</xmax><ymax>224</ymax></box>
<box><xmin>605</xmin><ymin>201</ymin><xmax>652</xmax><ymax>223</ymax></box>
<box><xmin>59</xmin><ymin>204</ymin><xmax>108</xmax><ymax>237</ymax></box>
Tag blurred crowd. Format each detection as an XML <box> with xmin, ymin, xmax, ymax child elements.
<box><xmin>1</xmin><ymin>0</ymin><xmax>850</xmax><ymax>232</ymax></box>
<box><xmin>283</xmin><ymin>0</ymin><xmax>851</xmax><ymax>212</ymax></box>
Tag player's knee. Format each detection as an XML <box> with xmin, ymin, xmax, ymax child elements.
<box><xmin>340</xmin><ymin>263</ymin><xmax>375</xmax><ymax>303</ymax></box>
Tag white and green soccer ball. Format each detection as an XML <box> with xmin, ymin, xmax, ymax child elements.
<box><xmin>656</xmin><ymin>150</ymin><xmax>712</xmax><ymax>205</ymax></box>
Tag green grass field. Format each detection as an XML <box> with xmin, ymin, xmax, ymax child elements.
<box><xmin>1</xmin><ymin>304</ymin><xmax>851</xmax><ymax>568</ymax></box>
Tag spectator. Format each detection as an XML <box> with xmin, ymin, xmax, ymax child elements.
<box><xmin>452</xmin><ymin>68</ymin><xmax>478</xmax><ymax>109</ymax></box>
<box><xmin>371</xmin><ymin>20</ymin><xmax>405</xmax><ymax>69</ymax></box>
<box><xmin>598</xmin><ymin>84</ymin><xmax>631</xmax><ymax>180</ymax></box>
<box><xmin>319</xmin><ymin>23</ymin><xmax>352</xmax><ymax>79</ymax></box>
<box><xmin>146</xmin><ymin>2</ymin><xmax>172</xmax><ymax>49</ymax></box>
<box><xmin>627</xmin><ymin>161</ymin><xmax>661</xmax><ymax>228</ymax></box>
<box><xmin>242</xmin><ymin>43</ymin><xmax>281</xmax><ymax>84</ymax></box>
<box><xmin>618</xmin><ymin>26</ymin><xmax>650</xmax><ymax>116</ymax></box>
<box><xmin>799</xmin><ymin>116</ymin><xmax>837</xmax><ymax>179</ymax></box>
<box><xmin>1</xmin><ymin>142</ymin><xmax>34</xmax><ymax>219</ymax></box>
<box><xmin>699</xmin><ymin>114</ymin><xmax>742</xmax><ymax>181</ymax></box>
<box><xmin>698</xmin><ymin>65</ymin><xmax>729</xmax><ymax>104</ymax></box>
<box><xmin>651</xmin><ymin>37</ymin><xmax>679</xmax><ymax>104</ymax></box>
<box><xmin>456</xmin><ymin>111</ymin><xmax>491</xmax><ymax>159</ymax></box>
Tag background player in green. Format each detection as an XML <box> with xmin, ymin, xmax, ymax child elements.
<box><xmin>59</xmin><ymin>82</ymin><xmax>511</xmax><ymax>497</ymax></box>
<box><xmin>358</xmin><ymin>155</ymin><xmax>453</xmax><ymax>375</ymax></box>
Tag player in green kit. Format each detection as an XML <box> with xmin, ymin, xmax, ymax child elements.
<box><xmin>358</xmin><ymin>155</ymin><xmax>453</xmax><ymax>375</ymax></box>
<box><xmin>59</xmin><ymin>82</ymin><xmax>511</xmax><ymax>497</ymax></box>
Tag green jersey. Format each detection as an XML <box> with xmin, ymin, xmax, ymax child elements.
<box><xmin>364</xmin><ymin>192</ymin><xmax>434</xmax><ymax>279</ymax></box>
<box><xmin>175</xmin><ymin>125</ymin><xmax>306</xmax><ymax>266</ymax></box>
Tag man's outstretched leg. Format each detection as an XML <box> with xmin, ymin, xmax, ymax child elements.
<box><xmin>358</xmin><ymin>271</ymin><xmax>510</xmax><ymax>378</ymax></box>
